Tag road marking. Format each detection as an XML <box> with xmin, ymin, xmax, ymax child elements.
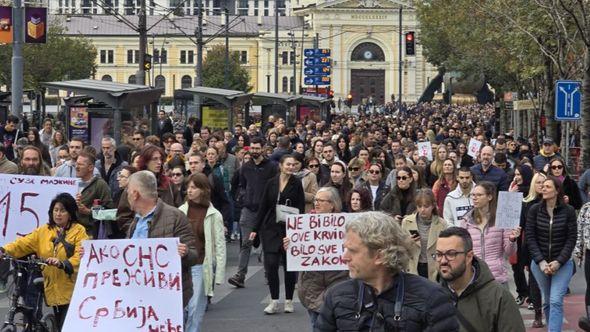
<box><xmin>211</xmin><ymin>265</ymin><xmax>264</xmax><ymax>304</ymax></box>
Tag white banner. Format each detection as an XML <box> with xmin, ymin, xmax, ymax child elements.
<box><xmin>417</xmin><ymin>141</ymin><xmax>433</xmax><ymax>161</ymax></box>
<box><xmin>495</xmin><ymin>191</ymin><xmax>523</xmax><ymax>230</ymax></box>
<box><xmin>0</xmin><ymin>174</ymin><xmax>78</xmax><ymax>245</ymax></box>
<box><xmin>62</xmin><ymin>238</ymin><xmax>184</xmax><ymax>331</ymax></box>
<box><xmin>286</xmin><ymin>213</ymin><xmax>354</xmax><ymax>271</ymax></box>
<box><xmin>467</xmin><ymin>138</ymin><xmax>482</xmax><ymax>159</ymax></box>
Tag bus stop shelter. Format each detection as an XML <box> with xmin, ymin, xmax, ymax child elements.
<box><xmin>174</xmin><ymin>87</ymin><xmax>253</xmax><ymax>129</ymax></box>
<box><xmin>298</xmin><ymin>95</ymin><xmax>332</xmax><ymax>124</ymax></box>
<box><xmin>252</xmin><ymin>92</ymin><xmax>302</xmax><ymax>127</ymax></box>
<box><xmin>42</xmin><ymin>79</ymin><xmax>164</xmax><ymax>143</ymax></box>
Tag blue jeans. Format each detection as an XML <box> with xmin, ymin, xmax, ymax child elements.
<box><xmin>531</xmin><ymin>259</ymin><xmax>574</xmax><ymax>332</ymax></box>
<box><xmin>185</xmin><ymin>265</ymin><xmax>207</xmax><ymax>332</ymax></box>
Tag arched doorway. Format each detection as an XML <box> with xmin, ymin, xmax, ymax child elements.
<box><xmin>155</xmin><ymin>75</ymin><xmax>166</xmax><ymax>94</ymax></box>
<box><xmin>181</xmin><ymin>75</ymin><xmax>192</xmax><ymax>88</ymax></box>
<box><xmin>350</xmin><ymin>42</ymin><xmax>386</xmax><ymax>105</ymax></box>
<box><xmin>101</xmin><ymin>74</ymin><xmax>113</xmax><ymax>82</ymax></box>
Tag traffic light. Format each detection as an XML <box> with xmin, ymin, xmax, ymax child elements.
<box><xmin>405</xmin><ymin>32</ymin><xmax>415</xmax><ymax>56</ymax></box>
<box><xmin>144</xmin><ymin>54</ymin><xmax>152</xmax><ymax>71</ymax></box>
<box><xmin>345</xmin><ymin>94</ymin><xmax>353</xmax><ymax>107</ymax></box>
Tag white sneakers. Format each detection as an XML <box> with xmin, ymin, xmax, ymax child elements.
<box><xmin>264</xmin><ymin>300</ymin><xmax>280</xmax><ymax>314</ymax></box>
<box><xmin>264</xmin><ymin>300</ymin><xmax>295</xmax><ymax>314</ymax></box>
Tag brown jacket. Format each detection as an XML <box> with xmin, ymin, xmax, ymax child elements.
<box><xmin>298</xmin><ymin>270</ymin><xmax>349</xmax><ymax>312</ymax></box>
<box><xmin>0</xmin><ymin>156</ymin><xmax>17</xmax><ymax>174</ymax></box>
<box><xmin>127</xmin><ymin>199</ymin><xmax>198</xmax><ymax>307</ymax></box>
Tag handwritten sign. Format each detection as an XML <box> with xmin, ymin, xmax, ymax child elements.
<box><xmin>0</xmin><ymin>174</ymin><xmax>78</xmax><ymax>245</ymax></box>
<box><xmin>495</xmin><ymin>191</ymin><xmax>523</xmax><ymax>229</ymax></box>
<box><xmin>286</xmin><ymin>213</ymin><xmax>354</xmax><ymax>271</ymax></box>
<box><xmin>63</xmin><ymin>238</ymin><xmax>183</xmax><ymax>331</ymax></box>
<box><xmin>417</xmin><ymin>141</ymin><xmax>433</xmax><ymax>161</ymax></box>
<box><xmin>467</xmin><ymin>138</ymin><xmax>482</xmax><ymax>159</ymax></box>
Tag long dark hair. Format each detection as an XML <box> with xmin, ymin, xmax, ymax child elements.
<box><xmin>48</xmin><ymin>193</ymin><xmax>79</xmax><ymax>228</ymax></box>
<box><xmin>543</xmin><ymin>175</ymin><xmax>566</xmax><ymax>206</ymax></box>
<box><xmin>474</xmin><ymin>181</ymin><xmax>497</xmax><ymax>227</ymax></box>
<box><xmin>137</xmin><ymin>145</ymin><xmax>170</xmax><ymax>189</ymax></box>
<box><xmin>347</xmin><ymin>188</ymin><xmax>372</xmax><ymax>212</ymax></box>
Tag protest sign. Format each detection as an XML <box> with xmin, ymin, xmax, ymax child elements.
<box><xmin>417</xmin><ymin>141</ymin><xmax>433</xmax><ymax>161</ymax></box>
<box><xmin>286</xmin><ymin>213</ymin><xmax>354</xmax><ymax>271</ymax></box>
<box><xmin>467</xmin><ymin>138</ymin><xmax>482</xmax><ymax>159</ymax></box>
<box><xmin>0</xmin><ymin>174</ymin><xmax>78</xmax><ymax>245</ymax></box>
<box><xmin>495</xmin><ymin>191</ymin><xmax>523</xmax><ymax>229</ymax></box>
<box><xmin>62</xmin><ymin>238</ymin><xmax>183</xmax><ymax>332</ymax></box>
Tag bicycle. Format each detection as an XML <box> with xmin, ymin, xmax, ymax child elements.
<box><xmin>1</xmin><ymin>255</ymin><xmax>58</xmax><ymax>332</ymax></box>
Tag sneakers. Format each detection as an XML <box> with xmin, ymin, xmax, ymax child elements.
<box><xmin>228</xmin><ymin>275</ymin><xmax>245</xmax><ymax>288</ymax></box>
<box><xmin>527</xmin><ymin>302</ymin><xmax>535</xmax><ymax>310</ymax></box>
<box><xmin>515</xmin><ymin>295</ymin><xmax>526</xmax><ymax>306</ymax></box>
<box><xmin>264</xmin><ymin>300</ymin><xmax>279</xmax><ymax>314</ymax></box>
<box><xmin>284</xmin><ymin>300</ymin><xmax>294</xmax><ymax>313</ymax></box>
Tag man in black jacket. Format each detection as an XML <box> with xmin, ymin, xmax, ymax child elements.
<box><xmin>228</xmin><ymin>137</ymin><xmax>277</xmax><ymax>288</ymax></box>
<box><xmin>315</xmin><ymin>211</ymin><xmax>459</xmax><ymax>332</ymax></box>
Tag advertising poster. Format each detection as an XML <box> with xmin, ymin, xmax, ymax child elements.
<box><xmin>24</xmin><ymin>7</ymin><xmax>46</xmax><ymax>44</ymax></box>
<box><xmin>0</xmin><ymin>7</ymin><xmax>12</xmax><ymax>44</ymax></box>
<box><xmin>69</xmin><ymin>106</ymin><xmax>89</xmax><ymax>144</ymax></box>
<box><xmin>202</xmin><ymin>106</ymin><xmax>228</xmax><ymax>129</ymax></box>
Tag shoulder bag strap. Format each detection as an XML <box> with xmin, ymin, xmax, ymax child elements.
<box><xmin>393</xmin><ymin>272</ymin><xmax>404</xmax><ymax>321</ymax></box>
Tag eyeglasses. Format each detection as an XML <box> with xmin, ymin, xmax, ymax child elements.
<box><xmin>171</xmin><ymin>173</ymin><xmax>183</xmax><ymax>177</ymax></box>
<box><xmin>396</xmin><ymin>176</ymin><xmax>410</xmax><ymax>181</ymax></box>
<box><xmin>432</xmin><ymin>251</ymin><xmax>467</xmax><ymax>261</ymax></box>
<box><xmin>368</xmin><ymin>170</ymin><xmax>381</xmax><ymax>174</ymax></box>
<box><xmin>551</xmin><ymin>165</ymin><xmax>564</xmax><ymax>170</ymax></box>
<box><xmin>308</xmin><ymin>164</ymin><xmax>320</xmax><ymax>168</ymax></box>
<box><xmin>348</xmin><ymin>167</ymin><xmax>360</xmax><ymax>172</ymax></box>
<box><xmin>313</xmin><ymin>198</ymin><xmax>332</xmax><ymax>204</ymax></box>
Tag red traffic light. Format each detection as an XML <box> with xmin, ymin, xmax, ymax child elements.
<box><xmin>405</xmin><ymin>32</ymin><xmax>414</xmax><ymax>41</ymax></box>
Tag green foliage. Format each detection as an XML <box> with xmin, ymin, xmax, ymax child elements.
<box><xmin>202</xmin><ymin>44</ymin><xmax>251</xmax><ymax>92</ymax></box>
<box><xmin>0</xmin><ymin>20</ymin><xmax>96</xmax><ymax>91</ymax></box>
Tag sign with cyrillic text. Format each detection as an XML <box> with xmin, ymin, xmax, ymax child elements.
<box><xmin>495</xmin><ymin>191</ymin><xmax>523</xmax><ymax>229</ymax></box>
<box><xmin>62</xmin><ymin>238</ymin><xmax>183</xmax><ymax>331</ymax></box>
<box><xmin>467</xmin><ymin>138</ymin><xmax>482</xmax><ymax>159</ymax></box>
<box><xmin>286</xmin><ymin>213</ymin><xmax>354</xmax><ymax>271</ymax></box>
<box><xmin>0</xmin><ymin>174</ymin><xmax>78</xmax><ymax>245</ymax></box>
<box><xmin>417</xmin><ymin>141</ymin><xmax>433</xmax><ymax>161</ymax></box>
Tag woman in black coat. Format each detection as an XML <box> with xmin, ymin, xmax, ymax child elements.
<box><xmin>547</xmin><ymin>157</ymin><xmax>583</xmax><ymax>210</ymax></box>
<box><xmin>250</xmin><ymin>154</ymin><xmax>305</xmax><ymax>314</ymax></box>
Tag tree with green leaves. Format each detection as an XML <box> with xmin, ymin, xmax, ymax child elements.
<box><xmin>0</xmin><ymin>21</ymin><xmax>96</xmax><ymax>93</ymax></box>
<box><xmin>202</xmin><ymin>44</ymin><xmax>251</xmax><ymax>92</ymax></box>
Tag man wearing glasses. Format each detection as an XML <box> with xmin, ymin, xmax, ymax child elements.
<box><xmin>436</xmin><ymin>227</ymin><xmax>524</xmax><ymax>332</ymax></box>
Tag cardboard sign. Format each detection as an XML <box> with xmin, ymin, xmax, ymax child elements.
<box><xmin>63</xmin><ymin>238</ymin><xmax>183</xmax><ymax>331</ymax></box>
<box><xmin>495</xmin><ymin>191</ymin><xmax>523</xmax><ymax>229</ymax></box>
<box><xmin>286</xmin><ymin>213</ymin><xmax>354</xmax><ymax>271</ymax></box>
<box><xmin>467</xmin><ymin>138</ymin><xmax>482</xmax><ymax>159</ymax></box>
<box><xmin>417</xmin><ymin>141</ymin><xmax>433</xmax><ymax>161</ymax></box>
<box><xmin>0</xmin><ymin>174</ymin><xmax>78</xmax><ymax>245</ymax></box>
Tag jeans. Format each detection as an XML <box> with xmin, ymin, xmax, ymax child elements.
<box><xmin>308</xmin><ymin>310</ymin><xmax>319</xmax><ymax>331</ymax></box>
<box><xmin>185</xmin><ymin>265</ymin><xmax>207</xmax><ymax>332</ymax></box>
<box><xmin>237</xmin><ymin>208</ymin><xmax>257</xmax><ymax>278</ymax></box>
<box><xmin>531</xmin><ymin>259</ymin><xmax>574</xmax><ymax>332</ymax></box>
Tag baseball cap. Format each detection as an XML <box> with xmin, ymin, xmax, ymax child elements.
<box><xmin>542</xmin><ymin>138</ymin><xmax>554</xmax><ymax>145</ymax></box>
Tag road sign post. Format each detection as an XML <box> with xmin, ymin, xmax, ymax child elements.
<box><xmin>555</xmin><ymin>80</ymin><xmax>582</xmax><ymax>121</ymax></box>
<box><xmin>304</xmin><ymin>48</ymin><xmax>331</xmax><ymax>95</ymax></box>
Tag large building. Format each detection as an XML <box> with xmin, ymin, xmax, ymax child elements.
<box><xmin>57</xmin><ymin>0</ymin><xmax>436</xmax><ymax>103</ymax></box>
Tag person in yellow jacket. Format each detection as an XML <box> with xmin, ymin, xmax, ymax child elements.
<box><xmin>1</xmin><ymin>193</ymin><xmax>88</xmax><ymax>330</ymax></box>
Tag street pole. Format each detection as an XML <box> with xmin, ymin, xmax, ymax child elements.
<box><xmin>137</xmin><ymin>0</ymin><xmax>147</xmax><ymax>85</ymax></box>
<box><xmin>299</xmin><ymin>23</ymin><xmax>306</xmax><ymax>94</ymax></box>
<box><xmin>449</xmin><ymin>77</ymin><xmax>453</xmax><ymax>105</ymax></box>
<box><xmin>314</xmin><ymin>33</ymin><xmax>318</xmax><ymax>95</ymax></box>
<box><xmin>194</xmin><ymin>0</ymin><xmax>203</xmax><ymax>115</ymax></box>
<box><xmin>398</xmin><ymin>6</ymin><xmax>402</xmax><ymax>106</ymax></box>
<box><xmin>11</xmin><ymin>0</ymin><xmax>24</xmax><ymax>121</ymax></box>
<box><xmin>289</xmin><ymin>32</ymin><xmax>296</xmax><ymax>95</ymax></box>
<box><xmin>224</xmin><ymin>8</ymin><xmax>229</xmax><ymax>89</ymax></box>
<box><xmin>274</xmin><ymin>2</ymin><xmax>279</xmax><ymax>93</ymax></box>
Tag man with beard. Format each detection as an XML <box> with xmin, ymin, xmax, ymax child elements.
<box><xmin>436</xmin><ymin>227</ymin><xmax>524</xmax><ymax>332</ymax></box>
<box><xmin>54</xmin><ymin>138</ymin><xmax>99</xmax><ymax>178</ymax></box>
<box><xmin>19</xmin><ymin>146</ymin><xmax>51</xmax><ymax>176</ymax></box>
<box><xmin>470</xmin><ymin>146</ymin><xmax>508</xmax><ymax>191</ymax></box>
<box><xmin>228</xmin><ymin>137</ymin><xmax>277</xmax><ymax>288</ymax></box>
<box><xmin>443</xmin><ymin>167</ymin><xmax>475</xmax><ymax>227</ymax></box>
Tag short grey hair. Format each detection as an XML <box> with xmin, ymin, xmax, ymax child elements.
<box><xmin>102</xmin><ymin>136</ymin><xmax>117</xmax><ymax>148</ymax></box>
<box><xmin>346</xmin><ymin>211</ymin><xmax>416</xmax><ymax>275</ymax></box>
<box><xmin>316</xmin><ymin>186</ymin><xmax>342</xmax><ymax>213</ymax></box>
<box><xmin>128</xmin><ymin>170</ymin><xmax>158</xmax><ymax>200</ymax></box>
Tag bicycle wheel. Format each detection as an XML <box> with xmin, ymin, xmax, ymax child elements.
<box><xmin>4</xmin><ymin>308</ymin><xmax>32</xmax><ymax>332</ymax></box>
<box><xmin>38</xmin><ymin>314</ymin><xmax>57</xmax><ymax>332</ymax></box>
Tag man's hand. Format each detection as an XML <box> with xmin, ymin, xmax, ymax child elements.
<box><xmin>177</xmin><ymin>243</ymin><xmax>188</xmax><ymax>257</ymax></box>
<box><xmin>76</xmin><ymin>193</ymin><xmax>90</xmax><ymax>215</ymax></box>
<box><xmin>249</xmin><ymin>232</ymin><xmax>257</xmax><ymax>241</ymax></box>
<box><xmin>46</xmin><ymin>257</ymin><xmax>62</xmax><ymax>267</ymax></box>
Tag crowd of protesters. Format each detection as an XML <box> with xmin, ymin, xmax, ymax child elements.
<box><xmin>0</xmin><ymin>101</ymin><xmax>589</xmax><ymax>331</ymax></box>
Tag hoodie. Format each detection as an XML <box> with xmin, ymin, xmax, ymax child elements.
<box><xmin>443</xmin><ymin>182</ymin><xmax>474</xmax><ymax>227</ymax></box>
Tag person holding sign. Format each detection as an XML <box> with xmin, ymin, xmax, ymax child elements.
<box><xmin>460</xmin><ymin>182</ymin><xmax>519</xmax><ymax>286</ymax></box>
<box><xmin>526</xmin><ymin>176</ymin><xmax>577</xmax><ymax>332</ymax></box>
<box><xmin>180</xmin><ymin>173</ymin><xmax>226</xmax><ymax>332</ymax></box>
<box><xmin>250</xmin><ymin>155</ymin><xmax>305</xmax><ymax>314</ymax></box>
<box><xmin>0</xmin><ymin>193</ymin><xmax>88</xmax><ymax>329</ymax></box>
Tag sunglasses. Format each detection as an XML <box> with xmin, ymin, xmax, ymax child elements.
<box><xmin>348</xmin><ymin>167</ymin><xmax>360</xmax><ymax>172</ymax></box>
<box><xmin>396</xmin><ymin>176</ymin><xmax>410</xmax><ymax>181</ymax></box>
<box><xmin>132</xmin><ymin>138</ymin><xmax>142</xmax><ymax>141</ymax></box>
<box><xmin>368</xmin><ymin>170</ymin><xmax>381</xmax><ymax>174</ymax></box>
<box><xmin>551</xmin><ymin>165</ymin><xmax>564</xmax><ymax>170</ymax></box>
<box><xmin>308</xmin><ymin>164</ymin><xmax>320</xmax><ymax>168</ymax></box>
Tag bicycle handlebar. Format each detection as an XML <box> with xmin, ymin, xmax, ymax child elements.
<box><xmin>0</xmin><ymin>254</ymin><xmax>48</xmax><ymax>267</ymax></box>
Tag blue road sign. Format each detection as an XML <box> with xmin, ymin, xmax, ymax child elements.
<box><xmin>304</xmin><ymin>48</ymin><xmax>331</xmax><ymax>57</ymax></box>
<box><xmin>555</xmin><ymin>80</ymin><xmax>582</xmax><ymax>121</ymax></box>
<box><xmin>304</xmin><ymin>76</ymin><xmax>331</xmax><ymax>85</ymax></box>
<box><xmin>304</xmin><ymin>67</ymin><xmax>331</xmax><ymax>76</ymax></box>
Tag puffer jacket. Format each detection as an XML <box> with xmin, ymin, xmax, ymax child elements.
<box><xmin>298</xmin><ymin>270</ymin><xmax>349</xmax><ymax>312</ymax></box>
<box><xmin>526</xmin><ymin>200</ymin><xmax>577</xmax><ymax>265</ymax></box>
<box><xmin>460</xmin><ymin>210</ymin><xmax>516</xmax><ymax>283</ymax></box>
<box><xmin>2</xmin><ymin>223</ymin><xmax>88</xmax><ymax>306</ymax></box>
<box><xmin>440</xmin><ymin>257</ymin><xmax>525</xmax><ymax>332</ymax></box>
<box><xmin>315</xmin><ymin>272</ymin><xmax>459</xmax><ymax>332</ymax></box>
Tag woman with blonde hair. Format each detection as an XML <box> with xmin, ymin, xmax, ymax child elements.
<box><xmin>402</xmin><ymin>189</ymin><xmax>447</xmax><ymax>281</ymax></box>
<box><xmin>428</xmin><ymin>145</ymin><xmax>448</xmax><ymax>185</ymax></box>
